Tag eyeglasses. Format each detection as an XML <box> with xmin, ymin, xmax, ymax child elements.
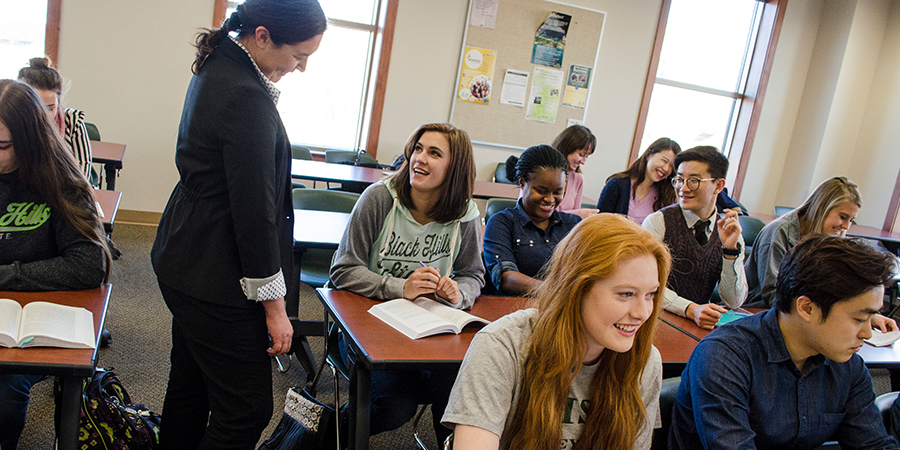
<box><xmin>671</xmin><ymin>176</ymin><xmax>718</xmax><ymax>191</ymax></box>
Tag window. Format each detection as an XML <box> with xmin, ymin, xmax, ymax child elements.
<box><xmin>633</xmin><ymin>0</ymin><xmax>785</xmax><ymax>196</ymax></box>
<box><xmin>0</xmin><ymin>0</ymin><xmax>51</xmax><ymax>79</ymax></box>
<box><xmin>224</xmin><ymin>0</ymin><xmax>389</xmax><ymax>153</ymax></box>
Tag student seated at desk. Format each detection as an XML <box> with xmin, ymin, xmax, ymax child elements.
<box><xmin>552</xmin><ymin>125</ymin><xmax>597</xmax><ymax>219</ymax></box>
<box><xmin>483</xmin><ymin>145</ymin><xmax>581</xmax><ymax>296</ymax></box>
<box><xmin>745</xmin><ymin>175</ymin><xmax>898</xmax><ymax>331</ymax></box>
<box><xmin>598</xmin><ymin>137</ymin><xmax>681</xmax><ymax>224</ymax></box>
<box><xmin>330</xmin><ymin>122</ymin><xmax>485</xmax><ymax>442</ymax></box>
<box><xmin>641</xmin><ymin>146</ymin><xmax>747</xmax><ymax>330</ymax></box>
<box><xmin>18</xmin><ymin>57</ymin><xmax>93</xmax><ymax>179</ymax></box>
<box><xmin>669</xmin><ymin>235</ymin><xmax>900</xmax><ymax>450</ymax></box>
<box><xmin>0</xmin><ymin>80</ymin><xmax>109</xmax><ymax>450</ymax></box>
<box><xmin>443</xmin><ymin>214</ymin><xmax>667</xmax><ymax>450</ymax></box>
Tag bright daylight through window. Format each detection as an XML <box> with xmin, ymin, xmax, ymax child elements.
<box><xmin>0</xmin><ymin>0</ymin><xmax>48</xmax><ymax>79</ymax></box>
<box><xmin>227</xmin><ymin>0</ymin><xmax>380</xmax><ymax>152</ymax></box>
<box><xmin>639</xmin><ymin>0</ymin><xmax>761</xmax><ymax>158</ymax></box>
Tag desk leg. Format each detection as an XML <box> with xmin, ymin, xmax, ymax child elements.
<box><xmin>890</xmin><ymin>369</ymin><xmax>900</xmax><ymax>392</ymax></box>
<box><xmin>349</xmin><ymin>365</ymin><xmax>371</xmax><ymax>450</ymax></box>
<box><xmin>58</xmin><ymin>375</ymin><xmax>83</xmax><ymax>450</ymax></box>
<box><xmin>104</xmin><ymin>163</ymin><xmax>116</xmax><ymax>190</ymax></box>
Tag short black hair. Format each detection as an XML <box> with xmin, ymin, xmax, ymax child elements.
<box><xmin>773</xmin><ymin>234</ymin><xmax>897</xmax><ymax>320</ymax></box>
<box><xmin>506</xmin><ymin>144</ymin><xmax>568</xmax><ymax>183</ymax></box>
<box><xmin>673</xmin><ymin>146</ymin><xmax>729</xmax><ymax>179</ymax></box>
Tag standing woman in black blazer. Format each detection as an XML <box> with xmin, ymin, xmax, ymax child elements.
<box><xmin>150</xmin><ymin>1</ymin><xmax>325</xmax><ymax>448</ymax></box>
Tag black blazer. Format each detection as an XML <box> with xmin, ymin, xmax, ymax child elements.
<box><xmin>152</xmin><ymin>38</ymin><xmax>293</xmax><ymax>307</ymax></box>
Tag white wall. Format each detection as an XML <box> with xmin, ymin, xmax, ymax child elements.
<box><xmin>58</xmin><ymin>0</ymin><xmax>211</xmax><ymax>213</ymax></box>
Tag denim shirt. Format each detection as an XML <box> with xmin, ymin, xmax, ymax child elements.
<box><xmin>668</xmin><ymin>309</ymin><xmax>898</xmax><ymax>450</ymax></box>
<box><xmin>482</xmin><ymin>201</ymin><xmax>580</xmax><ymax>294</ymax></box>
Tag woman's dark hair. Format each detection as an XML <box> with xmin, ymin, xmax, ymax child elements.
<box><xmin>17</xmin><ymin>57</ymin><xmax>63</xmax><ymax>96</ymax></box>
<box><xmin>505</xmin><ymin>145</ymin><xmax>568</xmax><ymax>185</ymax></box>
<box><xmin>607</xmin><ymin>137</ymin><xmax>681</xmax><ymax>211</ymax></box>
<box><xmin>0</xmin><ymin>80</ymin><xmax>110</xmax><ymax>280</ymax></box>
<box><xmin>390</xmin><ymin>123</ymin><xmax>475</xmax><ymax>223</ymax></box>
<box><xmin>193</xmin><ymin>0</ymin><xmax>327</xmax><ymax>74</ymax></box>
<box><xmin>773</xmin><ymin>234</ymin><xmax>896</xmax><ymax>319</ymax></box>
<box><xmin>551</xmin><ymin>125</ymin><xmax>596</xmax><ymax>173</ymax></box>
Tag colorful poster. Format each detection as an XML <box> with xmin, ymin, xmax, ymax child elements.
<box><xmin>563</xmin><ymin>64</ymin><xmax>591</xmax><ymax>109</ymax></box>
<box><xmin>526</xmin><ymin>67</ymin><xmax>564</xmax><ymax>123</ymax></box>
<box><xmin>457</xmin><ymin>46</ymin><xmax>497</xmax><ymax>105</ymax></box>
<box><xmin>469</xmin><ymin>0</ymin><xmax>499</xmax><ymax>29</ymax></box>
<box><xmin>499</xmin><ymin>69</ymin><xmax>529</xmax><ymax>107</ymax></box>
<box><xmin>531</xmin><ymin>12</ymin><xmax>571</xmax><ymax>68</ymax></box>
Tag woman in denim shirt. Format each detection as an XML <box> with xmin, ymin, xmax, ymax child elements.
<box><xmin>483</xmin><ymin>145</ymin><xmax>581</xmax><ymax>296</ymax></box>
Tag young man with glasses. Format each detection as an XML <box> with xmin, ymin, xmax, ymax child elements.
<box><xmin>669</xmin><ymin>235</ymin><xmax>900</xmax><ymax>449</ymax></box>
<box><xmin>642</xmin><ymin>146</ymin><xmax>746</xmax><ymax>329</ymax></box>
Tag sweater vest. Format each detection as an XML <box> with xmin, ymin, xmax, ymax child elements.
<box><xmin>661</xmin><ymin>205</ymin><xmax>723</xmax><ymax>303</ymax></box>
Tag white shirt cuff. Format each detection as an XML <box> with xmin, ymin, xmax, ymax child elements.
<box><xmin>240</xmin><ymin>269</ymin><xmax>286</xmax><ymax>301</ymax></box>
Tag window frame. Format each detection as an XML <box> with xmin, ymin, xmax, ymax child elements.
<box><xmin>213</xmin><ymin>0</ymin><xmax>397</xmax><ymax>158</ymax></box>
<box><xmin>45</xmin><ymin>0</ymin><xmax>61</xmax><ymax>66</ymax></box>
<box><xmin>630</xmin><ymin>0</ymin><xmax>787</xmax><ymax>199</ymax></box>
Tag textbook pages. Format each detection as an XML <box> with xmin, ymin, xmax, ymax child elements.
<box><xmin>368</xmin><ymin>298</ymin><xmax>490</xmax><ymax>340</ymax></box>
<box><xmin>0</xmin><ymin>299</ymin><xmax>96</xmax><ymax>349</ymax></box>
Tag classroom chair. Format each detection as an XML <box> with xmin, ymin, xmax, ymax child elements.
<box><xmin>738</xmin><ymin>215</ymin><xmax>766</xmax><ymax>257</ymax></box>
<box><xmin>492</xmin><ymin>162</ymin><xmax>516</xmax><ymax>184</ymax></box>
<box><xmin>291</xmin><ymin>145</ymin><xmax>312</xmax><ymax>189</ymax></box>
<box><xmin>291</xmin><ymin>188</ymin><xmax>360</xmax><ymax>287</ymax></box>
<box><xmin>650</xmin><ymin>376</ymin><xmax>681</xmax><ymax>450</ymax></box>
<box><xmin>483</xmin><ymin>198</ymin><xmax>517</xmax><ymax>225</ymax></box>
<box><xmin>774</xmin><ymin>205</ymin><xmax>794</xmax><ymax>216</ymax></box>
<box><xmin>325</xmin><ymin>150</ymin><xmax>379</xmax><ymax>192</ymax></box>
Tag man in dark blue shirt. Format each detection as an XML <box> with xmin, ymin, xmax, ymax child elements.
<box><xmin>669</xmin><ymin>234</ymin><xmax>899</xmax><ymax>449</ymax></box>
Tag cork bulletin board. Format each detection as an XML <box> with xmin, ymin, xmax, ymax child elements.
<box><xmin>450</xmin><ymin>0</ymin><xmax>606</xmax><ymax>150</ymax></box>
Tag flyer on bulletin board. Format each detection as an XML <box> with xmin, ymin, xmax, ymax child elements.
<box><xmin>526</xmin><ymin>67</ymin><xmax>564</xmax><ymax>123</ymax></box>
<box><xmin>531</xmin><ymin>12</ymin><xmax>571</xmax><ymax>68</ymax></box>
<box><xmin>457</xmin><ymin>46</ymin><xmax>497</xmax><ymax>105</ymax></box>
<box><xmin>563</xmin><ymin>64</ymin><xmax>591</xmax><ymax>109</ymax></box>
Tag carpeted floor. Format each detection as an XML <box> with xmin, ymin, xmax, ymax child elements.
<box><xmin>18</xmin><ymin>223</ymin><xmax>438</xmax><ymax>449</ymax></box>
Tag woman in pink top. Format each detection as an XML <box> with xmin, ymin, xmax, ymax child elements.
<box><xmin>597</xmin><ymin>137</ymin><xmax>681</xmax><ymax>224</ymax></box>
<box><xmin>553</xmin><ymin>125</ymin><xmax>597</xmax><ymax>219</ymax></box>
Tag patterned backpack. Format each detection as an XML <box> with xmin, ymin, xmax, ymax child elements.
<box><xmin>78</xmin><ymin>368</ymin><xmax>161</xmax><ymax>450</ymax></box>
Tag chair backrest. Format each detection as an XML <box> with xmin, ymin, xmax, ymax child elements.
<box><xmin>651</xmin><ymin>376</ymin><xmax>682</xmax><ymax>450</ymax></box>
<box><xmin>493</xmin><ymin>163</ymin><xmax>516</xmax><ymax>184</ymax></box>
<box><xmin>483</xmin><ymin>198</ymin><xmax>517</xmax><ymax>225</ymax></box>
<box><xmin>774</xmin><ymin>206</ymin><xmax>794</xmax><ymax>217</ymax></box>
<box><xmin>84</xmin><ymin>122</ymin><xmax>101</xmax><ymax>141</ymax></box>
<box><xmin>292</xmin><ymin>188</ymin><xmax>360</xmax><ymax>213</ymax></box>
<box><xmin>291</xmin><ymin>145</ymin><xmax>313</xmax><ymax>160</ymax></box>
<box><xmin>326</xmin><ymin>149</ymin><xmax>378</xmax><ymax>165</ymax></box>
<box><xmin>738</xmin><ymin>215</ymin><xmax>766</xmax><ymax>248</ymax></box>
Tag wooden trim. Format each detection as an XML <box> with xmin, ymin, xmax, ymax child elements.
<box><xmin>364</xmin><ymin>0</ymin><xmax>398</xmax><ymax>158</ymax></box>
<box><xmin>45</xmin><ymin>0</ymin><xmax>61</xmax><ymax>65</ymax></box>
<box><xmin>116</xmin><ymin>210</ymin><xmax>163</xmax><ymax>226</ymax></box>
<box><xmin>630</xmin><ymin>0</ymin><xmax>671</xmax><ymax>165</ymax></box>
<box><xmin>729</xmin><ymin>0</ymin><xmax>786</xmax><ymax>199</ymax></box>
<box><xmin>213</xmin><ymin>0</ymin><xmax>228</xmax><ymax>28</ymax></box>
<box><xmin>884</xmin><ymin>167</ymin><xmax>900</xmax><ymax>232</ymax></box>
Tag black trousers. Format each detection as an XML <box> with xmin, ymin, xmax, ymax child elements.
<box><xmin>157</xmin><ymin>282</ymin><xmax>273</xmax><ymax>450</ymax></box>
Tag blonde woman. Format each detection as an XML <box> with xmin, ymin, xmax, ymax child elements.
<box><xmin>443</xmin><ymin>213</ymin><xmax>669</xmax><ymax>450</ymax></box>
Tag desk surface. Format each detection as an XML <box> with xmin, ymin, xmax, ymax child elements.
<box><xmin>92</xmin><ymin>189</ymin><xmax>121</xmax><ymax>232</ymax></box>
<box><xmin>0</xmin><ymin>285</ymin><xmax>111</xmax><ymax>376</ymax></box>
<box><xmin>293</xmin><ymin>209</ymin><xmax>349</xmax><ymax>250</ymax></box>
<box><xmin>90</xmin><ymin>141</ymin><xmax>126</xmax><ymax>167</ymax></box>
<box><xmin>317</xmin><ymin>289</ymin><xmax>698</xmax><ymax>369</ymax></box>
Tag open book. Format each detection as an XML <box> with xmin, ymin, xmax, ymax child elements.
<box><xmin>368</xmin><ymin>298</ymin><xmax>490</xmax><ymax>340</ymax></box>
<box><xmin>0</xmin><ymin>298</ymin><xmax>96</xmax><ymax>349</ymax></box>
<box><xmin>865</xmin><ymin>328</ymin><xmax>900</xmax><ymax>347</ymax></box>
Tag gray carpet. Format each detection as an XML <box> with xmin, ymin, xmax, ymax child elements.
<box><xmin>19</xmin><ymin>223</ymin><xmax>438</xmax><ymax>449</ymax></box>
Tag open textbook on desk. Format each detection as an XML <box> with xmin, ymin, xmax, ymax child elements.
<box><xmin>369</xmin><ymin>298</ymin><xmax>490</xmax><ymax>340</ymax></box>
<box><xmin>0</xmin><ymin>298</ymin><xmax>95</xmax><ymax>349</ymax></box>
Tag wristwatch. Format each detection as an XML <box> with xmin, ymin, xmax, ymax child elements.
<box><xmin>722</xmin><ymin>243</ymin><xmax>742</xmax><ymax>257</ymax></box>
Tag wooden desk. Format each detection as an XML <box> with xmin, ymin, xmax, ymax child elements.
<box><xmin>291</xmin><ymin>159</ymin><xmax>551</xmax><ymax>201</ymax></box>
<box><xmin>90</xmin><ymin>141</ymin><xmax>126</xmax><ymax>191</ymax></box>
<box><xmin>317</xmin><ymin>289</ymin><xmax>701</xmax><ymax>450</ymax></box>
<box><xmin>92</xmin><ymin>189</ymin><xmax>121</xmax><ymax>234</ymax></box>
<box><xmin>0</xmin><ymin>285</ymin><xmax>111</xmax><ymax>450</ymax></box>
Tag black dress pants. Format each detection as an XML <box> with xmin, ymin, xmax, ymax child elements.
<box><xmin>158</xmin><ymin>282</ymin><xmax>273</xmax><ymax>450</ymax></box>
